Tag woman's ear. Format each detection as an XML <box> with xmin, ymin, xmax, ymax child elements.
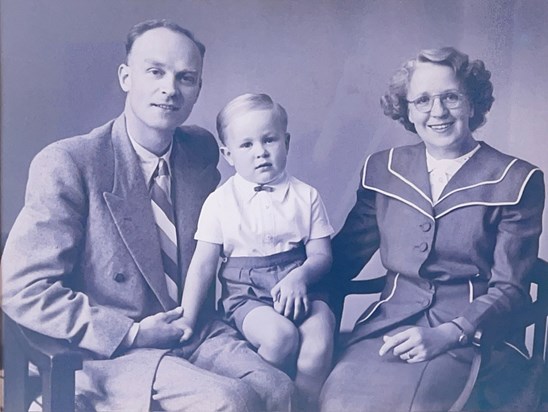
<box><xmin>220</xmin><ymin>146</ymin><xmax>235</xmax><ymax>166</ymax></box>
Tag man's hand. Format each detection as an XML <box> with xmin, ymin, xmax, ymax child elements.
<box><xmin>378</xmin><ymin>323</ymin><xmax>459</xmax><ymax>363</ymax></box>
<box><xmin>133</xmin><ymin>307</ymin><xmax>186</xmax><ymax>349</ymax></box>
<box><xmin>271</xmin><ymin>269</ymin><xmax>310</xmax><ymax>322</ymax></box>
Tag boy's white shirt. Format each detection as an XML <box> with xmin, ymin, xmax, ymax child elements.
<box><xmin>194</xmin><ymin>172</ymin><xmax>334</xmax><ymax>257</ymax></box>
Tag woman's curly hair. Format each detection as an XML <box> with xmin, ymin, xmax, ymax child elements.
<box><xmin>380</xmin><ymin>47</ymin><xmax>494</xmax><ymax>133</ymax></box>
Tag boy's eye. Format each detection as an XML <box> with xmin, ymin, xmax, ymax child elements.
<box><xmin>240</xmin><ymin>142</ymin><xmax>252</xmax><ymax>148</ymax></box>
<box><xmin>264</xmin><ymin>137</ymin><xmax>277</xmax><ymax>144</ymax></box>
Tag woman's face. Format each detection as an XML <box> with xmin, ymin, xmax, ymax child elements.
<box><xmin>407</xmin><ymin>62</ymin><xmax>475</xmax><ymax>159</ymax></box>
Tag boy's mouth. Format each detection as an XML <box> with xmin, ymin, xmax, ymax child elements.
<box><xmin>255</xmin><ymin>163</ymin><xmax>272</xmax><ymax>170</ymax></box>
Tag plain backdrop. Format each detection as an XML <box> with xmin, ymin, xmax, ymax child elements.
<box><xmin>2</xmin><ymin>0</ymin><xmax>548</xmax><ymax>330</ymax></box>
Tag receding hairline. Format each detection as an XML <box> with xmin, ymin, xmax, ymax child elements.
<box><xmin>125</xmin><ymin>19</ymin><xmax>206</xmax><ymax>62</ymax></box>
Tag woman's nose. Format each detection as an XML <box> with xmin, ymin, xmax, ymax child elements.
<box><xmin>430</xmin><ymin>96</ymin><xmax>448</xmax><ymax>117</ymax></box>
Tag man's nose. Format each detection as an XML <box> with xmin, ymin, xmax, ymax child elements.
<box><xmin>430</xmin><ymin>96</ymin><xmax>449</xmax><ymax>117</ymax></box>
<box><xmin>160</xmin><ymin>75</ymin><xmax>178</xmax><ymax>96</ymax></box>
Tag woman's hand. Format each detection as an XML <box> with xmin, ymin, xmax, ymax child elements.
<box><xmin>378</xmin><ymin>323</ymin><xmax>460</xmax><ymax>363</ymax></box>
<box><xmin>271</xmin><ymin>269</ymin><xmax>310</xmax><ymax>322</ymax></box>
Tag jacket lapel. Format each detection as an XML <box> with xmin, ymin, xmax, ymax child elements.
<box><xmin>103</xmin><ymin>115</ymin><xmax>174</xmax><ymax>310</ymax></box>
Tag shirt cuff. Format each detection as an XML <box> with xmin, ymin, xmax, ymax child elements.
<box><xmin>120</xmin><ymin>322</ymin><xmax>140</xmax><ymax>349</ymax></box>
<box><xmin>451</xmin><ymin>316</ymin><xmax>475</xmax><ymax>337</ymax></box>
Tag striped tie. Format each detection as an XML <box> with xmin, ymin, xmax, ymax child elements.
<box><xmin>150</xmin><ymin>158</ymin><xmax>179</xmax><ymax>303</ymax></box>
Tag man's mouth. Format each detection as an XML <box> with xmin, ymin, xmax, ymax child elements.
<box><xmin>152</xmin><ymin>103</ymin><xmax>180</xmax><ymax>111</ymax></box>
<box><xmin>428</xmin><ymin>122</ymin><xmax>454</xmax><ymax>132</ymax></box>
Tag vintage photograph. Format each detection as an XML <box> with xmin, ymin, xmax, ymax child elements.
<box><xmin>1</xmin><ymin>1</ymin><xmax>547</xmax><ymax>411</ymax></box>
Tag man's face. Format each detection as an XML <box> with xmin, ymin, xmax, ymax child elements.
<box><xmin>118</xmin><ymin>27</ymin><xmax>203</xmax><ymax>135</ymax></box>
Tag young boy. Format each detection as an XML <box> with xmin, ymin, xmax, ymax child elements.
<box><xmin>179</xmin><ymin>93</ymin><xmax>336</xmax><ymax>410</ymax></box>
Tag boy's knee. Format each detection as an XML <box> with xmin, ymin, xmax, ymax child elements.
<box><xmin>265</xmin><ymin>321</ymin><xmax>299</xmax><ymax>358</ymax></box>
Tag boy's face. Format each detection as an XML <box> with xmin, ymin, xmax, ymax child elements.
<box><xmin>220</xmin><ymin>109</ymin><xmax>290</xmax><ymax>185</ymax></box>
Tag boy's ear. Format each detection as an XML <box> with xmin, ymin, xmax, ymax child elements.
<box><xmin>285</xmin><ymin>133</ymin><xmax>291</xmax><ymax>151</ymax></box>
<box><xmin>220</xmin><ymin>146</ymin><xmax>235</xmax><ymax>166</ymax></box>
<box><xmin>118</xmin><ymin>63</ymin><xmax>131</xmax><ymax>92</ymax></box>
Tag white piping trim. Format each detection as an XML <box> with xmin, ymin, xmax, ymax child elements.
<box><xmin>356</xmin><ymin>273</ymin><xmax>400</xmax><ymax>325</ymax></box>
<box><xmin>468</xmin><ymin>279</ymin><xmax>474</xmax><ymax>303</ymax></box>
<box><xmin>434</xmin><ymin>159</ymin><xmax>518</xmax><ymax>206</ymax></box>
<box><xmin>504</xmin><ymin>341</ymin><xmax>531</xmax><ymax>360</ymax></box>
<box><xmin>434</xmin><ymin>168</ymin><xmax>541</xmax><ymax>219</ymax></box>
<box><xmin>362</xmin><ymin>155</ymin><xmax>434</xmax><ymax>221</ymax></box>
<box><xmin>387</xmin><ymin>148</ymin><xmax>433</xmax><ymax>205</ymax></box>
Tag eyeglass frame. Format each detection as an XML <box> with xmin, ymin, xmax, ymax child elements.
<box><xmin>406</xmin><ymin>90</ymin><xmax>468</xmax><ymax>113</ymax></box>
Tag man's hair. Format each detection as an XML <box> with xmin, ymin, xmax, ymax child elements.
<box><xmin>216</xmin><ymin>93</ymin><xmax>288</xmax><ymax>145</ymax></box>
<box><xmin>125</xmin><ymin>19</ymin><xmax>206</xmax><ymax>61</ymax></box>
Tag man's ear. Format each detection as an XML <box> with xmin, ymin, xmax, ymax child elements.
<box><xmin>118</xmin><ymin>64</ymin><xmax>131</xmax><ymax>92</ymax></box>
<box><xmin>284</xmin><ymin>133</ymin><xmax>291</xmax><ymax>151</ymax></box>
<box><xmin>220</xmin><ymin>146</ymin><xmax>235</xmax><ymax>166</ymax></box>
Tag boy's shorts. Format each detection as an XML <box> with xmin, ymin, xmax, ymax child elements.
<box><xmin>218</xmin><ymin>246</ymin><xmax>325</xmax><ymax>334</ymax></box>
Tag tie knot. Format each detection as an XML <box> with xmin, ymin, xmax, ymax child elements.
<box><xmin>156</xmin><ymin>158</ymin><xmax>169</xmax><ymax>178</ymax></box>
<box><xmin>254</xmin><ymin>184</ymin><xmax>274</xmax><ymax>192</ymax></box>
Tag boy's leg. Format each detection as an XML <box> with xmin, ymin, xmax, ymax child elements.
<box><xmin>242</xmin><ymin>306</ymin><xmax>300</xmax><ymax>370</ymax></box>
<box><xmin>295</xmin><ymin>300</ymin><xmax>336</xmax><ymax>409</ymax></box>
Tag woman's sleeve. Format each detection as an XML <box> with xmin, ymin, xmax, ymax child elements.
<box><xmin>459</xmin><ymin>169</ymin><xmax>545</xmax><ymax>334</ymax></box>
<box><xmin>330</xmin><ymin>170</ymin><xmax>381</xmax><ymax>282</ymax></box>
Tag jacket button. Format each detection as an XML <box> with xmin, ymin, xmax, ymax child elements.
<box><xmin>420</xmin><ymin>222</ymin><xmax>432</xmax><ymax>232</ymax></box>
<box><xmin>114</xmin><ymin>273</ymin><xmax>126</xmax><ymax>282</ymax></box>
<box><xmin>417</xmin><ymin>242</ymin><xmax>428</xmax><ymax>252</ymax></box>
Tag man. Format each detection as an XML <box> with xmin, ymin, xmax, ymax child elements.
<box><xmin>2</xmin><ymin>19</ymin><xmax>293</xmax><ymax>411</ymax></box>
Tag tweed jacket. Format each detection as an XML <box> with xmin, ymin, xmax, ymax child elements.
<box><xmin>332</xmin><ymin>141</ymin><xmax>545</xmax><ymax>347</ymax></box>
<box><xmin>1</xmin><ymin>114</ymin><xmax>220</xmax><ymax>410</ymax></box>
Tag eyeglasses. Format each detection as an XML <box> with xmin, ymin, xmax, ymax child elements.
<box><xmin>407</xmin><ymin>91</ymin><xmax>466</xmax><ymax>113</ymax></box>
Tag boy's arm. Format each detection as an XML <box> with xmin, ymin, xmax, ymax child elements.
<box><xmin>271</xmin><ymin>237</ymin><xmax>332</xmax><ymax>320</ymax></box>
<box><xmin>178</xmin><ymin>240</ymin><xmax>222</xmax><ymax>334</ymax></box>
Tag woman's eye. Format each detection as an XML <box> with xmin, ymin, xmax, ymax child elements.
<box><xmin>416</xmin><ymin>95</ymin><xmax>430</xmax><ymax>105</ymax></box>
<box><xmin>444</xmin><ymin>92</ymin><xmax>460</xmax><ymax>103</ymax></box>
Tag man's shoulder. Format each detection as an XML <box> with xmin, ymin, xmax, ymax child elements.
<box><xmin>174</xmin><ymin>125</ymin><xmax>219</xmax><ymax>162</ymax></box>
<box><xmin>41</xmin><ymin>118</ymin><xmax>117</xmax><ymax>159</ymax></box>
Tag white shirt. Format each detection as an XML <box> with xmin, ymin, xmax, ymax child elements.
<box><xmin>195</xmin><ymin>172</ymin><xmax>334</xmax><ymax>257</ymax></box>
<box><xmin>128</xmin><ymin>132</ymin><xmax>173</xmax><ymax>195</ymax></box>
<box><xmin>426</xmin><ymin>144</ymin><xmax>481</xmax><ymax>201</ymax></box>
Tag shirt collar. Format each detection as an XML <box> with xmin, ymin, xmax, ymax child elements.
<box><xmin>127</xmin><ymin>129</ymin><xmax>173</xmax><ymax>186</ymax></box>
<box><xmin>426</xmin><ymin>143</ymin><xmax>481</xmax><ymax>174</ymax></box>
<box><xmin>233</xmin><ymin>172</ymin><xmax>290</xmax><ymax>202</ymax></box>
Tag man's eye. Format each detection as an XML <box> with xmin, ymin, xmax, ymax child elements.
<box><xmin>148</xmin><ymin>68</ymin><xmax>162</xmax><ymax>76</ymax></box>
<box><xmin>178</xmin><ymin>73</ymin><xmax>198</xmax><ymax>84</ymax></box>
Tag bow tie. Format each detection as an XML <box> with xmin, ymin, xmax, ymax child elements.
<box><xmin>254</xmin><ymin>185</ymin><xmax>274</xmax><ymax>192</ymax></box>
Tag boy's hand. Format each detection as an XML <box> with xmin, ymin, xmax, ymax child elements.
<box><xmin>171</xmin><ymin>316</ymin><xmax>194</xmax><ymax>343</ymax></box>
<box><xmin>271</xmin><ymin>270</ymin><xmax>310</xmax><ymax>322</ymax></box>
<box><xmin>133</xmin><ymin>307</ymin><xmax>185</xmax><ymax>349</ymax></box>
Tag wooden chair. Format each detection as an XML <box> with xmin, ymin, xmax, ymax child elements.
<box><xmin>2</xmin><ymin>313</ymin><xmax>83</xmax><ymax>412</ymax></box>
<box><xmin>333</xmin><ymin>258</ymin><xmax>548</xmax><ymax>411</ymax></box>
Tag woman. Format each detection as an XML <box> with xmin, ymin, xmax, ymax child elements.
<box><xmin>320</xmin><ymin>47</ymin><xmax>545</xmax><ymax>411</ymax></box>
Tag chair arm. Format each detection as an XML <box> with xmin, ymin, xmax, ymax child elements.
<box><xmin>4</xmin><ymin>314</ymin><xmax>83</xmax><ymax>371</ymax></box>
